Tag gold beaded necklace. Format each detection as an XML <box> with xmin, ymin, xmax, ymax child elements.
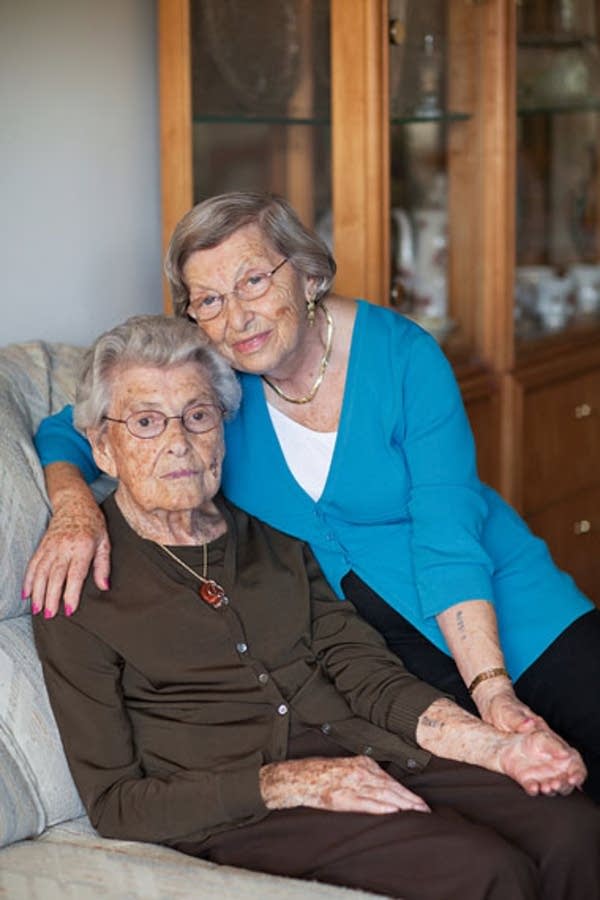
<box><xmin>261</xmin><ymin>304</ymin><xmax>334</xmax><ymax>405</ymax></box>
<box><xmin>156</xmin><ymin>541</ymin><xmax>228</xmax><ymax>608</ymax></box>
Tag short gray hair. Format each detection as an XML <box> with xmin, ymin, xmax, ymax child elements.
<box><xmin>74</xmin><ymin>315</ymin><xmax>241</xmax><ymax>432</ymax></box>
<box><xmin>164</xmin><ymin>192</ymin><xmax>337</xmax><ymax>318</ymax></box>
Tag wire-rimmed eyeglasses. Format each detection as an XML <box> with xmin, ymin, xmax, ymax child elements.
<box><xmin>103</xmin><ymin>403</ymin><xmax>224</xmax><ymax>439</ymax></box>
<box><xmin>187</xmin><ymin>257</ymin><xmax>289</xmax><ymax>322</ymax></box>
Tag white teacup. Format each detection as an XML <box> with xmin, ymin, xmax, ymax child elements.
<box><xmin>515</xmin><ymin>266</ymin><xmax>555</xmax><ymax>315</ymax></box>
<box><xmin>536</xmin><ymin>274</ymin><xmax>574</xmax><ymax>331</ymax></box>
<box><xmin>569</xmin><ymin>264</ymin><xmax>600</xmax><ymax>314</ymax></box>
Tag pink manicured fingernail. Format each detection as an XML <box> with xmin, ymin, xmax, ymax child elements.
<box><xmin>31</xmin><ymin>603</ymin><xmax>41</xmax><ymax>615</ymax></box>
<box><xmin>65</xmin><ymin>605</ymin><xmax>74</xmax><ymax>617</ymax></box>
<box><xmin>43</xmin><ymin>609</ymin><xmax>54</xmax><ymax>620</ymax></box>
<box><xmin>21</xmin><ymin>589</ymin><xmax>29</xmax><ymax>601</ymax></box>
<box><xmin>103</xmin><ymin>579</ymin><xmax>110</xmax><ymax>590</ymax></box>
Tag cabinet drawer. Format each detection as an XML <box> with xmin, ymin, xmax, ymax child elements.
<box><xmin>527</xmin><ymin>487</ymin><xmax>600</xmax><ymax>607</ymax></box>
<box><xmin>522</xmin><ymin>369</ymin><xmax>600</xmax><ymax>514</ymax></box>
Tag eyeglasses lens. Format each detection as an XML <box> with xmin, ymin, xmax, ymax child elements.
<box><xmin>190</xmin><ymin>258</ymin><xmax>287</xmax><ymax>321</ymax></box>
<box><xmin>125</xmin><ymin>405</ymin><xmax>220</xmax><ymax>438</ymax></box>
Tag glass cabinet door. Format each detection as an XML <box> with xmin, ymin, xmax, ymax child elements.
<box><xmin>189</xmin><ymin>0</ymin><xmax>331</xmax><ymax>236</ymax></box>
<box><xmin>387</xmin><ymin>0</ymin><xmax>484</xmax><ymax>365</ymax></box>
<box><xmin>515</xmin><ymin>0</ymin><xmax>600</xmax><ymax>348</ymax></box>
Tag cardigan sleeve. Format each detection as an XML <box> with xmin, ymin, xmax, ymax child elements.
<box><xmin>34</xmin><ymin>404</ymin><xmax>102</xmax><ymax>484</ymax></box>
<box><xmin>396</xmin><ymin>329</ymin><xmax>494</xmax><ymax>617</ymax></box>
<box><xmin>32</xmin><ymin>613</ymin><xmax>266</xmax><ymax>844</ymax></box>
<box><xmin>305</xmin><ymin>545</ymin><xmax>446</xmax><ymax>743</ymax></box>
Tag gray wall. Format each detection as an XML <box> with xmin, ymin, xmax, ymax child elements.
<box><xmin>0</xmin><ymin>0</ymin><xmax>163</xmax><ymax>347</ymax></box>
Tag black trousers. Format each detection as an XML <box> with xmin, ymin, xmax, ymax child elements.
<box><xmin>342</xmin><ymin>571</ymin><xmax>600</xmax><ymax>803</ymax></box>
<box><xmin>177</xmin><ymin>730</ymin><xmax>600</xmax><ymax>900</ymax></box>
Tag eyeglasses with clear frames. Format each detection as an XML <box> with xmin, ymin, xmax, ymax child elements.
<box><xmin>103</xmin><ymin>403</ymin><xmax>224</xmax><ymax>439</ymax></box>
<box><xmin>187</xmin><ymin>257</ymin><xmax>289</xmax><ymax>322</ymax></box>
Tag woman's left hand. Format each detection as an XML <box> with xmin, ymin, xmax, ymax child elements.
<box><xmin>498</xmin><ymin>729</ymin><xmax>588</xmax><ymax>796</ymax></box>
<box><xmin>473</xmin><ymin>680</ymin><xmax>544</xmax><ymax>734</ymax></box>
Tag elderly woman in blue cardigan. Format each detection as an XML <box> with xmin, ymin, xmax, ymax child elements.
<box><xmin>26</xmin><ymin>191</ymin><xmax>600</xmax><ymax>802</ymax></box>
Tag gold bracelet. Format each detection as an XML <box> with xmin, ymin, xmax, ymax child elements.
<box><xmin>467</xmin><ymin>667</ymin><xmax>510</xmax><ymax>696</ymax></box>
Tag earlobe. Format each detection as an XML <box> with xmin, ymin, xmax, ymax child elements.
<box><xmin>87</xmin><ymin>427</ymin><xmax>118</xmax><ymax>478</ymax></box>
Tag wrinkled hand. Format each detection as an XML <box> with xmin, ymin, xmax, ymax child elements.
<box><xmin>260</xmin><ymin>755</ymin><xmax>430</xmax><ymax>815</ymax></box>
<box><xmin>498</xmin><ymin>730</ymin><xmax>587</xmax><ymax>797</ymax></box>
<box><xmin>23</xmin><ymin>494</ymin><xmax>110</xmax><ymax>618</ymax></box>
<box><xmin>473</xmin><ymin>681</ymin><xmax>545</xmax><ymax>734</ymax></box>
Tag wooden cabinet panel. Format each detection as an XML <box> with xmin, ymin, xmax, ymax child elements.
<box><xmin>527</xmin><ymin>487</ymin><xmax>600</xmax><ymax>607</ymax></box>
<box><xmin>522</xmin><ymin>369</ymin><xmax>600</xmax><ymax>514</ymax></box>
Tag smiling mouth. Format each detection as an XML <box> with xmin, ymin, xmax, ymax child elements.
<box><xmin>231</xmin><ymin>330</ymin><xmax>271</xmax><ymax>354</ymax></box>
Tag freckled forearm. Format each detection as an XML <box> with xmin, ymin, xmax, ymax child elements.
<box><xmin>45</xmin><ymin>462</ymin><xmax>99</xmax><ymax>513</ymax></box>
<box><xmin>436</xmin><ymin>600</ymin><xmax>507</xmax><ymax>687</ymax></box>
<box><xmin>416</xmin><ymin>698</ymin><xmax>504</xmax><ymax>773</ymax></box>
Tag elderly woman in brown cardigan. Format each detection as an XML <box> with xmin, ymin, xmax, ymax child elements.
<box><xmin>33</xmin><ymin>315</ymin><xmax>600</xmax><ymax>900</ymax></box>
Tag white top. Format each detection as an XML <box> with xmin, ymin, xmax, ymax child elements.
<box><xmin>267</xmin><ymin>403</ymin><xmax>337</xmax><ymax>501</ymax></box>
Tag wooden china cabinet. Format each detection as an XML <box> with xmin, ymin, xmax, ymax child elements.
<box><xmin>158</xmin><ymin>0</ymin><xmax>600</xmax><ymax>603</ymax></box>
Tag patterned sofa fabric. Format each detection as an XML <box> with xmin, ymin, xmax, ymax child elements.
<box><xmin>0</xmin><ymin>341</ymin><xmax>85</xmax><ymax>621</ymax></box>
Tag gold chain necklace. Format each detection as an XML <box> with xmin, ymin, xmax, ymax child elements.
<box><xmin>156</xmin><ymin>541</ymin><xmax>228</xmax><ymax>608</ymax></box>
<box><xmin>262</xmin><ymin>304</ymin><xmax>334</xmax><ymax>405</ymax></box>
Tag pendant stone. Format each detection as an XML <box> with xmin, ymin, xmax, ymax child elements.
<box><xmin>199</xmin><ymin>580</ymin><xmax>226</xmax><ymax>607</ymax></box>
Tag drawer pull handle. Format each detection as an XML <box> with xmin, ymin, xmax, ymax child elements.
<box><xmin>573</xmin><ymin>520</ymin><xmax>591</xmax><ymax>535</ymax></box>
<box><xmin>574</xmin><ymin>403</ymin><xmax>592</xmax><ymax>419</ymax></box>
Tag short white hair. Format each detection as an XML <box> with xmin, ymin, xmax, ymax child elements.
<box><xmin>74</xmin><ymin>315</ymin><xmax>241</xmax><ymax>432</ymax></box>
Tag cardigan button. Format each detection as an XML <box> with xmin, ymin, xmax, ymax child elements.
<box><xmin>236</xmin><ymin>642</ymin><xmax>248</xmax><ymax>654</ymax></box>
<box><xmin>406</xmin><ymin>758</ymin><xmax>418</xmax><ymax>769</ymax></box>
<box><xmin>258</xmin><ymin>672</ymin><xmax>269</xmax><ymax>685</ymax></box>
<box><xmin>277</xmin><ymin>704</ymin><xmax>288</xmax><ymax>716</ymax></box>
<box><xmin>321</xmin><ymin>723</ymin><xmax>332</xmax><ymax>735</ymax></box>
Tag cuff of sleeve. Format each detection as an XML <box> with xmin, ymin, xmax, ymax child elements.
<box><xmin>386</xmin><ymin>680</ymin><xmax>450</xmax><ymax>742</ymax></box>
<box><xmin>220</xmin><ymin>763</ymin><xmax>267</xmax><ymax>822</ymax></box>
<box><xmin>418</xmin><ymin>568</ymin><xmax>494</xmax><ymax>618</ymax></box>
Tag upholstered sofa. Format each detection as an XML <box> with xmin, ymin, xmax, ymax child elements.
<box><xmin>0</xmin><ymin>340</ymin><xmax>382</xmax><ymax>899</ymax></box>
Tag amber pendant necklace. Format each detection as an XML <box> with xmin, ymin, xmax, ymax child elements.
<box><xmin>157</xmin><ymin>541</ymin><xmax>228</xmax><ymax>608</ymax></box>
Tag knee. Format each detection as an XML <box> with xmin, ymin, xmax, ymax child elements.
<box><xmin>538</xmin><ymin>794</ymin><xmax>600</xmax><ymax>864</ymax></box>
<box><xmin>466</xmin><ymin>835</ymin><xmax>538</xmax><ymax>900</ymax></box>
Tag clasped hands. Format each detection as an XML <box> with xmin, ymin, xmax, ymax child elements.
<box><xmin>468</xmin><ymin>679</ymin><xmax>586</xmax><ymax>797</ymax></box>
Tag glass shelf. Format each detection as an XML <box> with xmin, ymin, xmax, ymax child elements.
<box><xmin>518</xmin><ymin>99</ymin><xmax>600</xmax><ymax>116</ymax></box>
<box><xmin>515</xmin><ymin>311</ymin><xmax>600</xmax><ymax>365</ymax></box>
<box><xmin>518</xmin><ymin>34</ymin><xmax>596</xmax><ymax>48</ymax></box>
<box><xmin>391</xmin><ymin>110</ymin><xmax>470</xmax><ymax>126</ymax></box>
<box><xmin>193</xmin><ymin>115</ymin><xmax>331</xmax><ymax>127</ymax></box>
<box><xmin>194</xmin><ymin>112</ymin><xmax>471</xmax><ymax>128</ymax></box>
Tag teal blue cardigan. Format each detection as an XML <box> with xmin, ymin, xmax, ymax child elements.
<box><xmin>35</xmin><ymin>301</ymin><xmax>592</xmax><ymax>679</ymax></box>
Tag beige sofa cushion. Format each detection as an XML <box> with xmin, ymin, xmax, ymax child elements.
<box><xmin>0</xmin><ymin>341</ymin><xmax>85</xmax><ymax>622</ymax></box>
<box><xmin>0</xmin><ymin>341</ymin><xmax>87</xmax><ymax>847</ymax></box>
<box><xmin>0</xmin><ymin>818</ymin><xmax>383</xmax><ymax>899</ymax></box>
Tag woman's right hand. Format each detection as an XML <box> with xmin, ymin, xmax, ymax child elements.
<box><xmin>259</xmin><ymin>755</ymin><xmax>430</xmax><ymax>815</ymax></box>
<box><xmin>23</xmin><ymin>463</ymin><xmax>111</xmax><ymax>618</ymax></box>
